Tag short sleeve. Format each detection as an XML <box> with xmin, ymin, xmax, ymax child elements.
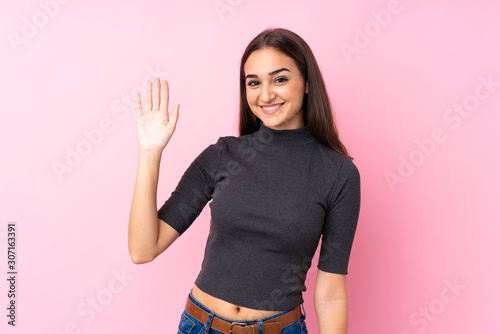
<box><xmin>157</xmin><ymin>137</ymin><xmax>225</xmax><ymax>236</ymax></box>
<box><xmin>317</xmin><ymin>158</ymin><xmax>361</xmax><ymax>275</ymax></box>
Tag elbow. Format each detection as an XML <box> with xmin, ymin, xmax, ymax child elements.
<box><xmin>130</xmin><ymin>255</ymin><xmax>150</xmax><ymax>265</ymax></box>
<box><xmin>128</xmin><ymin>234</ymin><xmax>158</xmax><ymax>264</ymax></box>
<box><xmin>129</xmin><ymin>249</ymin><xmax>156</xmax><ymax>264</ymax></box>
<box><xmin>314</xmin><ymin>293</ymin><xmax>347</xmax><ymax>305</ymax></box>
<box><xmin>314</xmin><ymin>287</ymin><xmax>348</xmax><ymax>306</ymax></box>
<box><xmin>314</xmin><ymin>290</ymin><xmax>348</xmax><ymax>309</ymax></box>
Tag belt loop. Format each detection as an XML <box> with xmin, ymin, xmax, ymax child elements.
<box><xmin>300</xmin><ymin>303</ymin><xmax>306</xmax><ymax>320</ymax></box>
<box><xmin>257</xmin><ymin>319</ymin><xmax>263</xmax><ymax>333</ymax></box>
<box><xmin>204</xmin><ymin>312</ymin><xmax>214</xmax><ymax>333</ymax></box>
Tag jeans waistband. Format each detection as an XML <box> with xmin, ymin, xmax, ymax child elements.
<box><xmin>188</xmin><ymin>289</ymin><xmax>305</xmax><ymax>323</ymax></box>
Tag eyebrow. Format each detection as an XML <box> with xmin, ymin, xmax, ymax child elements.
<box><xmin>245</xmin><ymin>68</ymin><xmax>290</xmax><ymax>80</ymax></box>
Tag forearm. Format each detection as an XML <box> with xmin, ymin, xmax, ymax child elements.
<box><xmin>314</xmin><ymin>297</ymin><xmax>348</xmax><ymax>334</ymax></box>
<box><xmin>128</xmin><ymin>149</ymin><xmax>163</xmax><ymax>263</ymax></box>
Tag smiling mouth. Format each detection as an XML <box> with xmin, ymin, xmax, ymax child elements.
<box><xmin>260</xmin><ymin>103</ymin><xmax>284</xmax><ymax>114</ymax></box>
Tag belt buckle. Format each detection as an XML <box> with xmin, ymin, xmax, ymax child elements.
<box><xmin>229</xmin><ymin>322</ymin><xmax>256</xmax><ymax>334</ymax></box>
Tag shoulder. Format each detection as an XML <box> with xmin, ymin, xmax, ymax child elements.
<box><xmin>195</xmin><ymin>134</ymin><xmax>249</xmax><ymax>163</ymax></box>
<box><xmin>201</xmin><ymin>135</ymin><xmax>234</xmax><ymax>152</ymax></box>
<box><xmin>208</xmin><ymin>131</ymin><xmax>265</xmax><ymax>152</ymax></box>
<box><xmin>313</xmin><ymin>141</ymin><xmax>360</xmax><ymax>180</ymax></box>
<box><xmin>195</xmin><ymin>129</ymin><xmax>263</xmax><ymax>158</ymax></box>
<box><xmin>209</xmin><ymin>132</ymin><xmax>252</xmax><ymax>146</ymax></box>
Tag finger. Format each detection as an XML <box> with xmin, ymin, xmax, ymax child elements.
<box><xmin>160</xmin><ymin>80</ymin><xmax>169</xmax><ymax>117</ymax></box>
<box><xmin>135</xmin><ymin>93</ymin><xmax>142</xmax><ymax>117</ymax></box>
<box><xmin>145</xmin><ymin>81</ymin><xmax>152</xmax><ymax>111</ymax></box>
<box><xmin>152</xmin><ymin>78</ymin><xmax>160</xmax><ymax>111</ymax></box>
<box><xmin>168</xmin><ymin>104</ymin><xmax>180</xmax><ymax>128</ymax></box>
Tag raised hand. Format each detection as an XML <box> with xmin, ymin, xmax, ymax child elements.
<box><xmin>136</xmin><ymin>78</ymin><xmax>180</xmax><ymax>152</ymax></box>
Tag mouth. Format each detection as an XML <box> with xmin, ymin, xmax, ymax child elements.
<box><xmin>259</xmin><ymin>103</ymin><xmax>284</xmax><ymax>115</ymax></box>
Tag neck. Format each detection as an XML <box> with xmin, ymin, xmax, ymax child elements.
<box><xmin>256</xmin><ymin>120</ymin><xmax>315</xmax><ymax>147</ymax></box>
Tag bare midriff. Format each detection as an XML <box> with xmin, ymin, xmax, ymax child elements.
<box><xmin>192</xmin><ymin>284</ymin><xmax>284</xmax><ymax>321</ymax></box>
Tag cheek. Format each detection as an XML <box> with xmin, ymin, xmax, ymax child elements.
<box><xmin>246</xmin><ymin>90</ymin><xmax>258</xmax><ymax>105</ymax></box>
<box><xmin>276</xmin><ymin>87</ymin><xmax>298</xmax><ymax>102</ymax></box>
<box><xmin>288</xmin><ymin>84</ymin><xmax>306</xmax><ymax>102</ymax></box>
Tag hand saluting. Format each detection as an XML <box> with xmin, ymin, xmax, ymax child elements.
<box><xmin>136</xmin><ymin>78</ymin><xmax>180</xmax><ymax>152</ymax></box>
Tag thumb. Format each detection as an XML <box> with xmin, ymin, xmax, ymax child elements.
<box><xmin>170</xmin><ymin>104</ymin><xmax>180</xmax><ymax>125</ymax></box>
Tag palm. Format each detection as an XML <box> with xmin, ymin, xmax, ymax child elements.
<box><xmin>136</xmin><ymin>78</ymin><xmax>179</xmax><ymax>152</ymax></box>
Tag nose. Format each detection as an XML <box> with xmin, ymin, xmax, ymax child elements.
<box><xmin>260</xmin><ymin>82</ymin><xmax>276</xmax><ymax>103</ymax></box>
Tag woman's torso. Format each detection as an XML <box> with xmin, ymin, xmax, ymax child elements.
<box><xmin>192</xmin><ymin>284</ymin><xmax>283</xmax><ymax>320</ymax></box>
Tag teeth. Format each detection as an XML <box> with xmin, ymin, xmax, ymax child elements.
<box><xmin>262</xmin><ymin>104</ymin><xmax>281</xmax><ymax>111</ymax></box>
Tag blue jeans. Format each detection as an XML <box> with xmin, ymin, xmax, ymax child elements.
<box><xmin>177</xmin><ymin>289</ymin><xmax>308</xmax><ymax>334</ymax></box>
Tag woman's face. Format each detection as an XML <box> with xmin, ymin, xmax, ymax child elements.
<box><xmin>244</xmin><ymin>47</ymin><xmax>308</xmax><ymax>130</ymax></box>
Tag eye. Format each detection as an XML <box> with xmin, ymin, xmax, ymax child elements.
<box><xmin>247</xmin><ymin>80</ymin><xmax>259</xmax><ymax>87</ymax></box>
<box><xmin>275</xmin><ymin>77</ymin><xmax>288</xmax><ymax>83</ymax></box>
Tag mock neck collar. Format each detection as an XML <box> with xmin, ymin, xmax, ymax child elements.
<box><xmin>255</xmin><ymin>120</ymin><xmax>315</xmax><ymax>147</ymax></box>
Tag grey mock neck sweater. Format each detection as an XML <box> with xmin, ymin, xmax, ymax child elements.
<box><xmin>158</xmin><ymin>120</ymin><xmax>361</xmax><ymax>310</ymax></box>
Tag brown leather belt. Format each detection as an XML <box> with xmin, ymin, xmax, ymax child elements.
<box><xmin>185</xmin><ymin>296</ymin><xmax>302</xmax><ymax>334</ymax></box>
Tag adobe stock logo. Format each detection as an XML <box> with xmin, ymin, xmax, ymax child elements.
<box><xmin>176</xmin><ymin>129</ymin><xmax>274</xmax><ymax>223</ymax></box>
<box><xmin>7</xmin><ymin>0</ymin><xmax>72</xmax><ymax>53</ymax></box>
<box><xmin>213</xmin><ymin>0</ymin><xmax>244</xmax><ymax>21</ymax></box>
<box><xmin>47</xmin><ymin>268</ymin><xmax>134</xmax><ymax>334</ymax></box>
<box><xmin>397</xmin><ymin>277</ymin><xmax>467</xmax><ymax>334</ymax></box>
<box><xmin>339</xmin><ymin>0</ymin><xmax>409</xmax><ymax>63</ymax></box>
<box><xmin>385</xmin><ymin>74</ymin><xmax>498</xmax><ymax>192</ymax></box>
<box><xmin>51</xmin><ymin>65</ymin><xmax>169</xmax><ymax>182</ymax></box>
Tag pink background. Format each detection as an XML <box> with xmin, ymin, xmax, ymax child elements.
<box><xmin>1</xmin><ymin>0</ymin><xmax>499</xmax><ymax>333</ymax></box>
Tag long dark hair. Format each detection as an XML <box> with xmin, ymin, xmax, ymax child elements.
<box><xmin>238</xmin><ymin>28</ymin><xmax>353</xmax><ymax>160</ymax></box>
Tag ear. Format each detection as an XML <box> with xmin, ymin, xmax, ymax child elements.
<box><xmin>305</xmin><ymin>82</ymin><xmax>309</xmax><ymax>94</ymax></box>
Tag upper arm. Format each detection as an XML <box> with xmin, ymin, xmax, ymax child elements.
<box><xmin>157</xmin><ymin>138</ymin><xmax>225</xmax><ymax>236</ymax></box>
<box><xmin>318</xmin><ymin>159</ymin><xmax>361</xmax><ymax>274</ymax></box>
<box><xmin>314</xmin><ymin>269</ymin><xmax>347</xmax><ymax>302</ymax></box>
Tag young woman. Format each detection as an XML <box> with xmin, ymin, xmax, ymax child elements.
<box><xmin>129</xmin><ymin>28</ymin><xmax>361</xmax><ymax>334</ymax></box>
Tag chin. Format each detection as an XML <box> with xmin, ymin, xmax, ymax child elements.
<box><xmin>264</xmin><ymin>121</ymin><xmax>286</xmax><ymax>130</ymax></box>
